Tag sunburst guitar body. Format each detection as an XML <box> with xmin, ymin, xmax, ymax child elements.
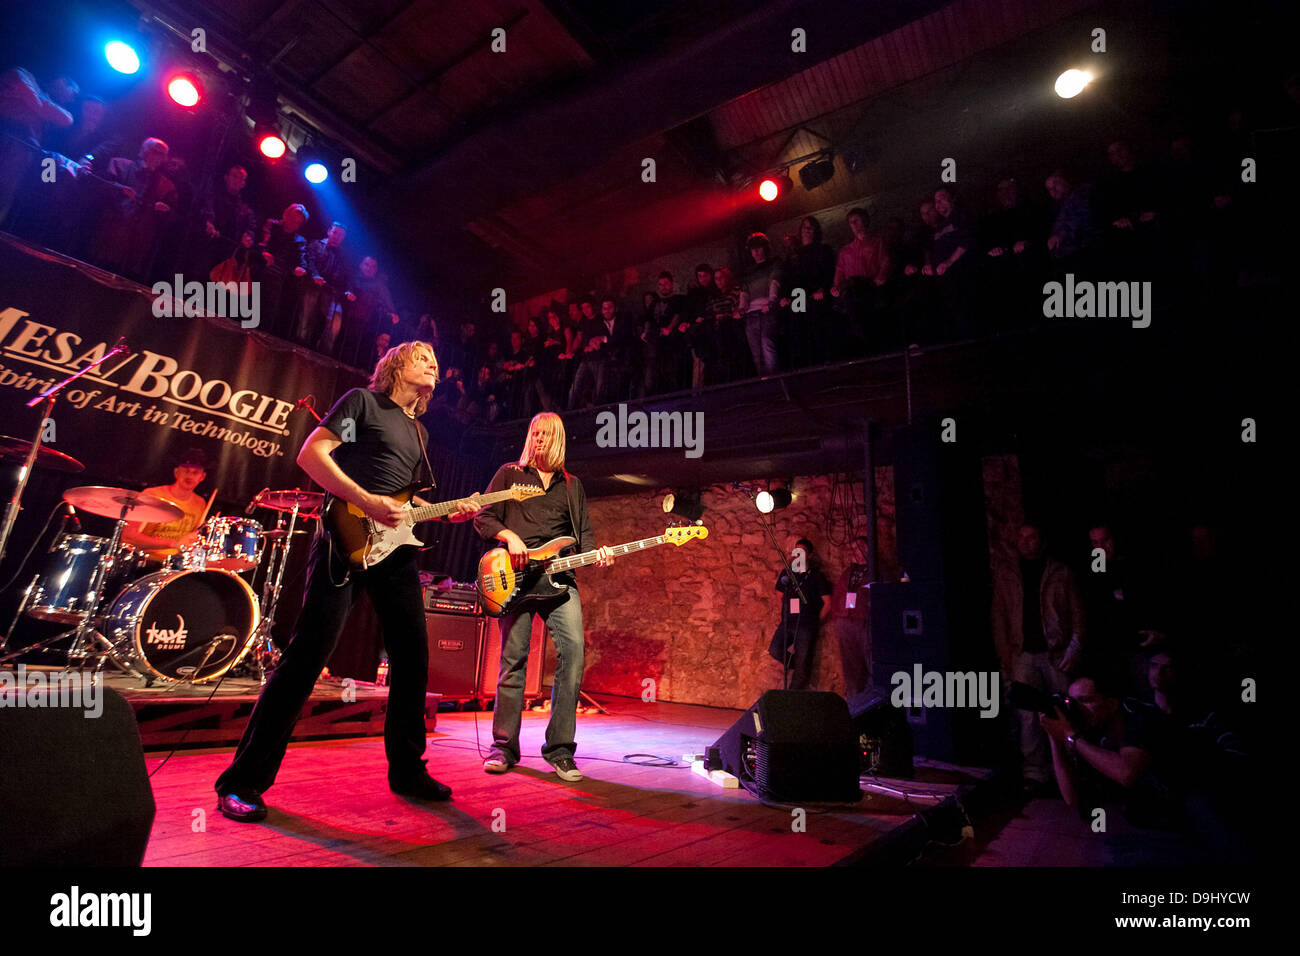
<box><xmin>477</xmin><ymin>525</ymin><xmax>708</xmax><ymax>616</ymax></box>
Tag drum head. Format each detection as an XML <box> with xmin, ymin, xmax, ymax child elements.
<box><xmin>112</xmin><ymin>570</ymin><xmax>259</xmax><ymax>683</ymax></box>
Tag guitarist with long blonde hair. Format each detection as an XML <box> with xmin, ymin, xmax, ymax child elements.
<box><xmin>215</xmin><ymin>340</ymin><xmax>479</xmax><ymax>821</ymax></box>
<box><xmin>474</xmin><ymin>412</ymin><xmax>613</xmax><ymax>781</ymax></box>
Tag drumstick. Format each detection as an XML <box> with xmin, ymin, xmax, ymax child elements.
<box><xmin>199</xmin><ymin>487</ymin><xmax>219</xmax><ymax>524</ymax></box>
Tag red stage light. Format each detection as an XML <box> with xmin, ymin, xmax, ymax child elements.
<box><xmin>259</xmin><ymin>134</ymin><xmax>287</xmax><ymax>159</ymax></box>
<box><xmin>167</xmin><ymin>75</ymin><xmax>201</xmax><ymax>108</ymax></box>
<box><xmin>759</xmin><ymin>178</ymin><xmax>780</xmax><ymax>202</ymax></box>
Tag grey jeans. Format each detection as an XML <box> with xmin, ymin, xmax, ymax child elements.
<box><xmin>491</xmin><ymin>587</ymin><xmax>585</xmax><ymax>764</ymax></box>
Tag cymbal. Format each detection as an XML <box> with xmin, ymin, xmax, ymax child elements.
<box><xmin>255</xmin><ymin>489</ymin><xmax>325</xmax><ymax>513</ymax></box>
<box><xmin>0</xmin><ymin>436</ymin><xmax>85</xmax><ymax>473</ymax></box>
<box><xmin>261</xmin><ymin>528</ymin><xmax>311</xmax><ymax>539</ymax></box>
<box><xmin>62</xmin><ymin>486</ymin><xmax>184</xmax><ymax>523</ymax></box>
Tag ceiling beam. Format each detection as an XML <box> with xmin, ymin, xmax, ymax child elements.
<box><xmin>384</xmin><ymin>0</ymin><xmax>949</xmax><ymax>222</ymax></box>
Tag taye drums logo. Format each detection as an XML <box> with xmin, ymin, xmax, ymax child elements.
<box><xmin>145</xmin><ymin>615</ymin><xmax>188</xmax><ymax>648</ymax></box>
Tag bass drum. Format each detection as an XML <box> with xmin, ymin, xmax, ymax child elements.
<box><xmin>105</xmin><ymin>569</ymin><xmax>259</xmax><ymax>683</ymax></box>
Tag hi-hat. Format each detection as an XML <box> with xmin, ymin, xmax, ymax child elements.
<box><xmin>261</xmin><ymin>528</ymin><xmax>311</xmax><ymax>539</ymax></box>
<box><xmin>62</xmin><ymin>486</ymin><xmax>184</xmax><ymax>523</ymax></box>
<box><xmin>0</xmin><ymin>436</ymin><xmax>85</xmax><ymax>473</ymax></box>
<box><xmin>255</xmin><ymin>489</ymin><xmax>325</xmax><ymax>513</ymax></box>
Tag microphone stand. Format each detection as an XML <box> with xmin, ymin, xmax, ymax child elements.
<box><xmin>0</xmin><ymin>338</ymin><xmax>130</xmax><ymax>565</ymax></box>
<box><xmin>736</xmin><ymin>485</ymin><xmax>809</xmax><ymax>690</ymax></box>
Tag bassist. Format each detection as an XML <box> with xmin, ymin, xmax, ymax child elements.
<box><xmin>474</xmin><ymin>412</ymin><xmax>613</xmax><ymax>781</ymax></box>
<box><xmin>215</xmin><ymin>340</ymin><xmax>478</xmax><ymax>821</ymax></box>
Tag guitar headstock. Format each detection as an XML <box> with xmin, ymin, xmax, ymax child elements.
<box><xmin>509</xmin><ymin>484</ymin><xmax>545</xmax><ymax>501</ymax></box>
<box><xmin>664</xmin><ymin>525</ymin><xmax>708</xmax><ymax>545</ymax></box>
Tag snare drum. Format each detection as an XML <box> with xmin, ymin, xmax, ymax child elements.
<box><xmin>195</xmin><ymin>517</ymin><xmax>262</xmax><ymax>572</ymax></box>
<box><xmin>105</xmin><ymin>569</ymin><xmax>259</xmax><ymax>682</ymax></box>
<box><xmin>26</xmin><ymin>535</ymin><xmax>146</xmax><ymax>624</ymax></box>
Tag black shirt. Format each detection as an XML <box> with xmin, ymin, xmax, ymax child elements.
<box><xmin>775</xmin><ymin>568</ymin><xmax>832</xmax><ymax>632</ymax></box>
<box><xmin>319</xmin><ymin>388</ymin><xmax>429</xmax><ymax>496</ymax></box>
<box><xmin>474</xmin><ymin>463</ymin><xmax>596</xmax><ymax>564</ymax></box>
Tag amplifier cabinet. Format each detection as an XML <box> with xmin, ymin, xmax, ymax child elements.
<box><xmin>425</xmin><ymin>612</ymin><xmax>487</xmax><ymax>700</ymax></box>
<box><xmin>476</xmin><ymin>615</ymin><xmax>548</xmax><ymax>702</ymax></box>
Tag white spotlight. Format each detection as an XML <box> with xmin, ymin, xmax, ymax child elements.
<box><xmin>1054</xmin><ymin>69</ymin><xmax>1093</xmax><ymax>99</ymax></box>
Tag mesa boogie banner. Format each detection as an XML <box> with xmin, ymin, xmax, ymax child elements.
<box><xmin>0</xmin><ymin>236</ymin><xmax>365</xmax><ymax>503</ymax></box>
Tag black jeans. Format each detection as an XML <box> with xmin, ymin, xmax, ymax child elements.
<box><xmin>215</xmin><ymin>531</ymin><xmax>430</xmax><ymax>796</ymax></box>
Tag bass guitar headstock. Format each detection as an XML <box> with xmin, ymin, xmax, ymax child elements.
<box><xmin>664</xmin><ymin>525</ymin><xmax>708</xmax><ymax>546</ymax></box>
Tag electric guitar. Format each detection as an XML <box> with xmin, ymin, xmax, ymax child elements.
<box><xmin>325</xmin><ymin>484</ymin><xmax>543</xmax><ymax>569</ymax></box>
<box><xmin>477</xmin><ymin>525</ymin><xmax>709</xmax><ymax>617</ymax></box>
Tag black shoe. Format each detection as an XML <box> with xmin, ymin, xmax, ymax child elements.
<box><xmin>218</xmin><ymin>790</ymin><xmax>268</xmax><ymax>823</ymax></box>
<box><xmin>547</xmin><ymin>756</ymin><xmax>584</xmax><ymax>782</ymax></box>
<box><xmin>389</xmin><ymin>765</ymin><xmax>453</xmax><ymax>801</ymax></box>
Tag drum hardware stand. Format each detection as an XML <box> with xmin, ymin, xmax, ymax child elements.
<box><xmin>0</xmin><ymin>574</ymin><xmax>39</xmax><ymax>657</ymax></box>
<box><xmin>0</xmin><ymin>339</ymin><xmax>129</xmax><ymax>566</ymax></box>
<box><xmin>154</xmin><ymin>634</ymin><xmax>236</xmax><ymax>692</ymax></box>
<box><xmin>247</xmin><ymin>498</ymin><xmax>309</xmax><ymax>684</ymax></box>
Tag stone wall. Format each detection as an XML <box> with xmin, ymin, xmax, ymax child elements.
<box><xmin>571</xmin><ymin>471</ymin><xmax>897</xmax><ymax>710</ymax></box>
<box><xmin>543</xmin><ymin>455</ymin><xmax>1022</xmax><ymax>710</ymax></box>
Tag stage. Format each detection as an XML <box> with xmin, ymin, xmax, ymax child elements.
<box><xmin>140</xmin><ymin>695</ymin><xmax>992</xmax><ymax>867</ymax></box>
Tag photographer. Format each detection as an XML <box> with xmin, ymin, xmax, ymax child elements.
<box><xmin>1039</xmin><ymin>654</ymin><xmax>1252</xmax><ymax>864</ymax></box>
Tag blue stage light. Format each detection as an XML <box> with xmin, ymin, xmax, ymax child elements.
<box><xmin>105</xmin><ymin>41</ymin><xmax>140</xmax><ymax>75</ymax></box>
<box><xmin>304</xmin><ymin>162</ymin><xmax>328</xmax><ymax>184</ymax></box>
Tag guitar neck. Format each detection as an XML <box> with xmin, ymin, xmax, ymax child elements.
<box><xmin>543</xmin><ymin>536</ymin><xmax>668</xmax><ymax>573</ymax></box>
<box><xmin>407</xmin><ymin>489</ymin><xmax>516</xmax><ymax>523</ymax></box>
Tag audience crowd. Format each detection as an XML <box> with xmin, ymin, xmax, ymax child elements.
<box><xmin>1</xmin><ymin>66</ymin><xmax>1289</xmax><ymax>421</ymax></box>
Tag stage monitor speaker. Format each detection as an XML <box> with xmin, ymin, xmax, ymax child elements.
<box><xmin>847</xmin><ymin>689</ymin><xmax>915</xmax><ymax>778</ymax></box>
<box><xmin>0</xmin><ymin>685</ymin><xmax>155</xmax><ymax>866</ymax></box>
<box><xmin>710</xmin><ymin>690</ymin><xmax>861</xmax><ymax>803</ymax></box>
<box><xmin>425</xmin><ymin>612</ymin><xmax>486</xmax><ymax>699</ymax></box>
<box><xmin>477</xmin><ymin>615</ymin><xmax>547</xmax><ymax>701</ymax></box>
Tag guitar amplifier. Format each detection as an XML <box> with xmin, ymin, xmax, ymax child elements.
<box><xmin>477</xmin><ymin>615</ymin><xmax>548</xmax><ymax>702</ymax></box>
<box><xmin>423</xmin><ymin>581</ymin><xmax>480</xmax><ymax>615</ymax></box>
<box><xmin>425</xmin><ymin>612</ymin><xmax>487</xmax><ymax>700</ymax></box>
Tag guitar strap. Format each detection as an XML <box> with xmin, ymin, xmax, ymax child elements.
<box><xmin>563</xmin><ymin>469</ymin><xmax>577</xmax><ymax>554</ymax></box>
<box><xmin>412</xmin><ymin>417</ymin><xmax>436</xmax><ymax>492</ymax></box>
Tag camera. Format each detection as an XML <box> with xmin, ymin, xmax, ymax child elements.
<box><xmin>1008</xmin><ymin>681</ymin><xmax>1083</xmax><ymax>727</ymax></box>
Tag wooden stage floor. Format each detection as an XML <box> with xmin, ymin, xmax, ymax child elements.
<box><xmin>142</xmin><ymin>695</ymin><xmax>989</xmax><ymax>867</ymax></box>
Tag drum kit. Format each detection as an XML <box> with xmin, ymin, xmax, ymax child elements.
<box><xmin>0</xmin><ymin>436</ymin><xmax>324</xmax><ymax>687</ymax></box>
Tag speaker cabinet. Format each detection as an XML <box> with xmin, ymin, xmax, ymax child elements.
<box><xmin>425</xmin><ymin>612</ymin><xmax>486</xmax><ymax>700</ymax></box>
<box><xmin>477</xmin><ymin>615</ymin><xmax>547</xmax><ymax>702</ymax></box>
<box><xmin>868</xmin><ymin>580</ymin><xmax>998</xmax><ymax>764</ymax></box>
<box><xmin>0</xmin><ymin>686</ymin><xmax>155</xmax><ymax>866</ymax></box>
<box><xmin>891</xmin><ymin>422</ymin><xmax>988</xmax><ymax>585</ymax></box>
<box><xmin>710</xmin><ymin>690</ymin><xmax>861</xmax><ymax>802</ymax></box>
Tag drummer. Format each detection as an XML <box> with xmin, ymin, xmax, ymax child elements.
<box><xmin>121</xmin><ymin>447</ymin><xmax>211</xmax><ymax>562</ymax></box>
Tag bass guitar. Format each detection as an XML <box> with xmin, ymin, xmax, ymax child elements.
<box><xmin>477</xmin><ymin>525</ymin><xmax>708</xmax><ymax>616</ymax></box>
